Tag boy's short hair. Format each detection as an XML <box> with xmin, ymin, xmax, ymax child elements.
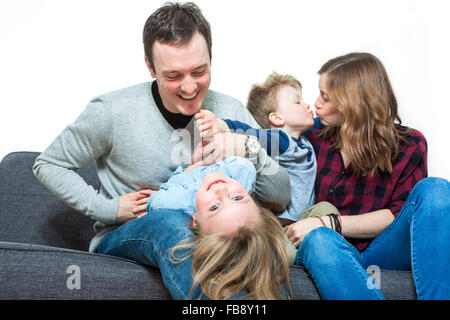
<box><xmin>247</xmin><ymin>72</ymin><xmax>302</xmax><ymax>129</ymax></box>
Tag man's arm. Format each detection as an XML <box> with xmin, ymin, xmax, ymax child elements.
<box><xmin>253</xmin><ymin>147</ymin><xmax>291</xmax><ymax>213</ymax></box>
<box><xmin>33</xmin><ymin>100</ymin><xmax>118</xmax><ymax>225</ymax></box>
<box><xmin>33</xmin><ymin>100</ymin><xmax>149</xmax><ymax>225</ymax></box>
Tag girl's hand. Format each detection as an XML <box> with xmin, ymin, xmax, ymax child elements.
<box><xmin>183</xmin><ymin>161</ymin><xmax>205</xmax><ymax>173</ymax></box>
<box><xmin>195</xmin><ymin>109</ymin><xmax>220</xmax><ymax>140</ymax></box>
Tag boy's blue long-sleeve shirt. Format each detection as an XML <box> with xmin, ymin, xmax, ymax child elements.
<box><xmin>147</xmin><ymin>157</ymin><xmax>256</xmax><ymax>217</ymax></box>
<box><xmin>224</xmin><ymin>120</ymin><xmax>317</xmax><ymax>221</ymax></box>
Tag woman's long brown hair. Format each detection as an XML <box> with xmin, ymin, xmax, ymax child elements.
<box><xmin>319</xmin><ymin>52</ymin><xmax>410</xmax><ymax>176</ymax></box>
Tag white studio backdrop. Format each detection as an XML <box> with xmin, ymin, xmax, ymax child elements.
<box><xmin>1</xmin><ymin>0</ymin><xmax>449</xmax><ymax>180</ymax></box>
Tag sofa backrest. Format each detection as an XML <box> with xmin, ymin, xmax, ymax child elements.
<box><xmin>0</xmin><ymin>152</ymin><xmax>99</xmax><ymax>251</ymax></box>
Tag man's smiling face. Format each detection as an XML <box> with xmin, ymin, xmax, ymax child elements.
<box><xmin>146</xmin><ymin>31</ymin><xmax>211</xmax><ymax>115</ymax></box>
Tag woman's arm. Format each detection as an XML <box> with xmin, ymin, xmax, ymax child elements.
<box><xmin>340</xmin><ymin>209</ymin><xmax>394</xmax><ymax>239</ymax></box>
<box><xmin>286</xmin><ymin>209</ymin><xmax>395</xmax><ymax>248</ymax></box>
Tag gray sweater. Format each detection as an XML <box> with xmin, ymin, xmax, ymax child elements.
<box><xmin>33</xmin><ymin>82</ymin><xmax>290</xmax><ymax>252</ymax></box>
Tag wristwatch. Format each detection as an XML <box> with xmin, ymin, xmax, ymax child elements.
<box><xmin>245</xmin><ymin>135</ymin><xmax>261</xmax><ymax>164</ymax></box>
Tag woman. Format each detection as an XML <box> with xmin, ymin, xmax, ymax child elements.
<box><xmin>286</xmin><ymin>52</ymin><xmax>450</xmax><ymax>299</ymax></box>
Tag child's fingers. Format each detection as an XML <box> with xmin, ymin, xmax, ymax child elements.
<box><xmin>198</xmin><ymin>122</ymin><xmax>213</xmax><ymax>133</ymax></box>
<box><xmin>194</xmin><ymin>110</ymin><xmax>210</xmax><ymax>120</ymax></box>
<box><xmin>200</xmin><ymin>129</ymin><xmax>216</xmax><ymax>139</ymax></box>
<box><xmin>183</xmin><ymin>160</ymin><xmax>205</xmax><ymax>173</ymax></box>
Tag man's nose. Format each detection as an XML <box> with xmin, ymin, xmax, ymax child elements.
<box><xmin>181</xmin><ymin>77</ymin><xmax>197</xmax><ymax>95</ymax></box>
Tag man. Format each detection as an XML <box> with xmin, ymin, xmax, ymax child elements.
<box><xmin>33</xmin><ymin>2</ymin><xmax>289</xmax><ymax>299</ymax></box>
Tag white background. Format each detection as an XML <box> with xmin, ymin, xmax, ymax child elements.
<box><xmin>1</xmin><ymin>0</ymin><xmax>449</xmax><ymax>179</ymax></box>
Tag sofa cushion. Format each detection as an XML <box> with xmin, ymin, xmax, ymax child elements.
<box><xmin>0</xmin><ymin>241</ymin><xmax>171</xmax><ymax>299</ymax></box>
<box><xmin>0</xmin><ymin>240</ymin><xmax>416</xmax><ymax>300</ymax></box>
<box><xmin>0</xmin><ymin>152</ymin><xmax>98</xmax><ymax>251</ymax></box>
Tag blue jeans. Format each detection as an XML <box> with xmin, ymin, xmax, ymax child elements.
<box><xmin>97</xmin><ymin>209</ymin><xmax>203</xmax><ymax>299</ymax></box>
<box><xmin>295</xmin><ymin>177</ymin><xmax>450</xmax><ymax>300</ymax></box>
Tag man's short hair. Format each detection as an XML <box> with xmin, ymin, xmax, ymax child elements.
<box><xmin>143</xmin><ymin>2</ymin><xmax>212</xmax><ymax>71</ymax></box>
<box><xmin>247</xmin><ymin>72</ymin><xmax>302</xmax><ymax>129</ymax></box>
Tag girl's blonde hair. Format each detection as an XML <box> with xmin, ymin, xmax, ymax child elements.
<box><xmin>247</xmin><ymin>72</ymin><xmax>302</xmax><ymax>129</ymax></box>
<box><xmin>170</xmin><ymin>199</ymin><xmax>292</xmax><ymax>300</ymax></box>
<box><xmin>318</xmin><ymin>52</ymin><xmax>411</xmax><ymax>176</ymax></box>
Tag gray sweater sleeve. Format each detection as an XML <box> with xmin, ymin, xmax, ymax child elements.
<box><xmin>32</xmin><ymin>100</ymin><xmax>118</xmax><ymax>225</ymax></box>
<box><xmin>220</xmin><ymin>98</ymin><xmax>291</xmax><ymax>210</ymax></box>
<box><xmin>252</xmin><ymin>147</ymin><xmax>291</xmax><ymax>212</ymax></box>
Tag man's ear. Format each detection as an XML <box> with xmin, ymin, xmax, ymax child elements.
<box><xmin>145</xmin><ymin>56</ymin><xmax>156</xmax><ymax>78</ymax></box>
<box><xmin>268</xmin><ymin>112</ymin><xmax>285</xmax><ymax>127</ymax></box>
<box><xmin>192</xmin><ymin>212</ymin><xmax>198</xmax><ymax>226</ymax></box>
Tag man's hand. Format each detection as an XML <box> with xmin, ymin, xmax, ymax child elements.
<box><xmin>116</xmin><ymin>189</ymin><xmax>156</xmax><ymax>225</ymax></box>
<box><xmin>190</xmin><ymin>132</ymin><xmax>247</xmax><ymax>166</ymax></box>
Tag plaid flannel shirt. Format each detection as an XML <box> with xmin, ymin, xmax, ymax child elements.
<box><xmin>306</xmin><ymin>118</ymin><xmax>428</xmax><ymax>251</ymax></box>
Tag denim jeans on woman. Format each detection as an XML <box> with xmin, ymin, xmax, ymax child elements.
<box><xmin>295</xmin><ymin>177</ymin><xmax>450</xmax><ymax>300</ymax></box>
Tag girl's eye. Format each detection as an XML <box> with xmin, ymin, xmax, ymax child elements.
<box><xmin>233</xmin><ymin>196</ymin><xmax>243</xmax><ymax>201</ymax></box>
<box><xmin>209</xmin><ymin>204</ymin><xmax>219</xmax><ymax>211</ymax></box>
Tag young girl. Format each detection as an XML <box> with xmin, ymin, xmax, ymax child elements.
<box><xmin>146</xmin><ymin>156</ymin><xmax>292</xmax><ymax>300</ymax></box>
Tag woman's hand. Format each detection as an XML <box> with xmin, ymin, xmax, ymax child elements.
<box><xmin>285</xmin><ymin>217</ymin><xmax>326</xmax><ymax>248</ymax></box>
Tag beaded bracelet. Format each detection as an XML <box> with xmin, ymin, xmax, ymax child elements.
<box><xmin>329</xmin><ymin>214</ymin><xmax>341</xmax><ymax>234</ymax></box>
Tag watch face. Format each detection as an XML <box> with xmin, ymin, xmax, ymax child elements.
<box><xmin>247</xmin><ymin>136</ymin><xmax>261</xmax><ymax>153</ymax></box>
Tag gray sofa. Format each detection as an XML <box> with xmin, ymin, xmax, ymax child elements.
<box><xmin>0</xmin><ymin>152</ymin><xmax>417</xmax><ymax>299</ymax></box>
